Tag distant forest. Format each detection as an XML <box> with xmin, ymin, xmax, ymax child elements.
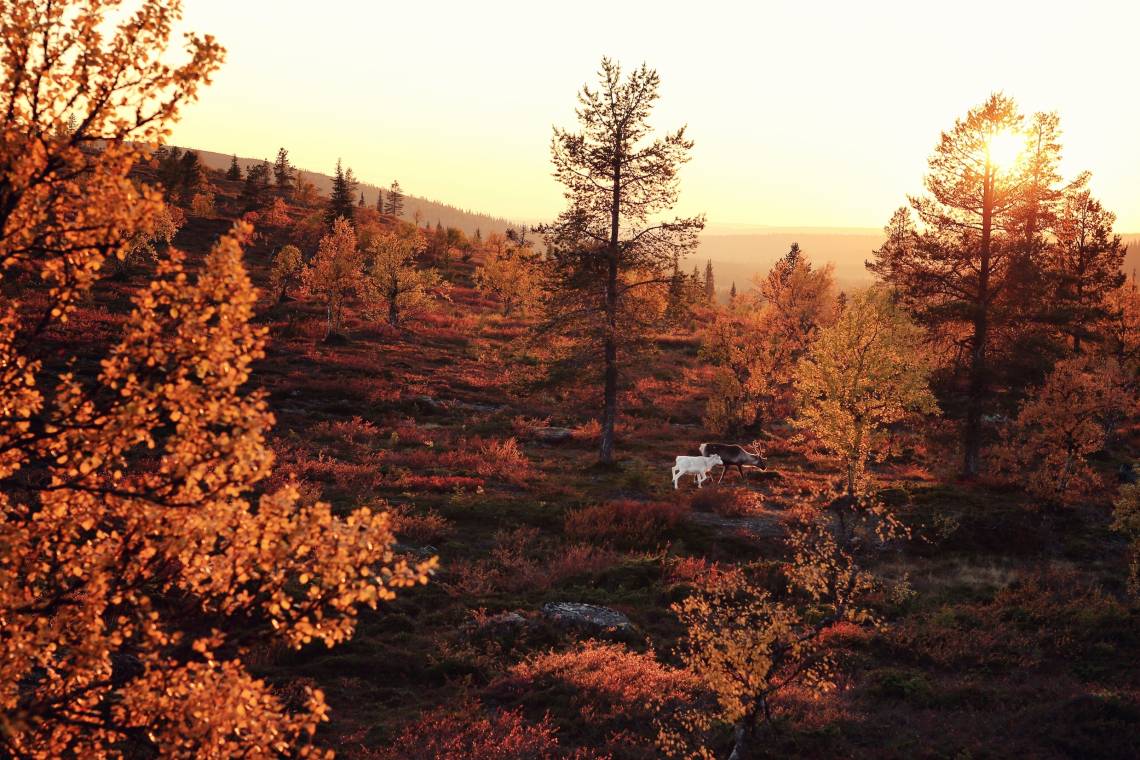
<box><xmin>187</xmin><ymin>147</ymin><xmax>524</xmax><ymax>238</ymax></box>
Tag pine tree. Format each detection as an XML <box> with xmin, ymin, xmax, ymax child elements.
<box><xmin>272</xmin><ymin>147</ymin><xmax>293</xmax><ymax>192</ymax></box>
<box><xmin>375</xmin><ymin>188</ymin><xmax>384</xmax><ymax>212</ymax></box>
<box><xmin>539</xmin><ymin>59</ymin><xmax>704</xmax><ymax>463</ymax></box>
<box><xmin>384</xmin><ymin>180</ymin><xmax>404</xmax><ymax>217</ymax></box>
<box><xmin>358</xmin><ymin>191</ymin><xmax>366</xmax><ymax>207</ymax></box>
<box><xmin>325</xmin><ymin>158</ymin><xmax>357</xmax><ymax>227</ymax></box>
<box><xmin>869</xmin><ymin>94</ymin><xmax>1054</xmax><ymax>477</ymax></box>
<box><xmin>730</xmin><ymin>281</ymin><xmax>737</xmax><ymax>305</ymax></box>
<box><xmin>226</xmin><ymin>153</ymin><xmax>242</xmax><ymax>180</ymax></box>
<box><xmin>705</xmin><ymin>259</ymin><xmax>716</xmax><ymax>302</ymax></box>
<box><xmin>155</xmin><ymin>145</ymin><xmax>183</xmax><ymax>192</ymax></box>
<box><xmin>241</xmin><ymin>160</ymin><xmax>271</xmax><ymax>210</ymax></box>
<box><xmin>176</xmin><ymin>149</ymin><xmax>204</xmax><ymax>200</ymax></box>
<box><xmin>1043</xmin><ymin>188</ymin><xmax>1126</xmax><ymax>352</ymax></box>
<box><xmin>664</xmin><ymin>262</ymin><xmax>687</xmax><ymax>322</ymax></box>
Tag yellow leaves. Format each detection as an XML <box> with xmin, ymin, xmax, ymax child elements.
<box><xmin>793</xmin><ymin>287</ymin><xmax>936</xmax><ymax>495</ymax></box>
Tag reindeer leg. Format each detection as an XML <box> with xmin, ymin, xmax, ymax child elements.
<box><xmin>717</xmin><ymin>466</ymin><xmax>725</xmax><ymax>484</ymax></box>
<box><xmin>737</xmin><ymin>464</ymin><xmax>746</xmax><ymax>482</ymax></box>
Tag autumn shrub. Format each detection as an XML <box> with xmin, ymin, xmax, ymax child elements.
<box><xmin>373</xmin><ymin>701</ymin><xmax>598</xmax><ymax>760</ymax></box>
<box><xmin>269</xmin><ymin>243</ymin><xmax>304</xmax><ymax>302</ymax></box>
<box><xmin>312</xmin><ymin>414</ymin><xmax>383</xmax><ymax>447</ymax></box>
<box><xmin>474</xmin><ymin>234</ymin><xmax>544</xmax><ymax>316</ymax></box>
<box><xmin>689</xmin><ymin>486</ymin><xmax>761</xmax><ymax>517</ymax></box>
<box><xmin>702</xmin><ymin>366</ymin><xmax>748</xmax><ymax>436</ymax></box>
<box><xmin>511</xmin><ymin>415</ymin><xmax>552</xmax><ymax>437</ymax></box>
<box><xmin>362</xmin><ymin>228</ymin><xmax>448</xmax><ymax>327</ymax></box>
<box><xmin>389</xmin><ymin>505</ymin><xmax>455</xmax><ymax>545</ymax></box>
<box><xmin>572</xmin><ymin>418</ymin><xmax>602</xmax><ymax>443</ymax></box>
<box><xmin>493</xmin><ymin>641</ymin><xmax>700</xmax><ymax>758</ymax></box>
<box><xmin>992</xmin><ymin>355</ymin><xmax>1127</xmax><ymax>502</ymax></box>
<box><xmin>664</xmin><ymin>556</ymin><xmax>746</xmax><ymax>589</ymax></box>
<box><xmin>564</xmin><ymin>499</ymin><xmax>687</xmax><ymax>548</ymax></box>
<box><xmin>260</xmin><ymin>196</ymin><xmax>291</xmax><ymax>227</ymax></box>
<box><xmin>301</xmin><ymin>218</ymin><xmax>364</xmax><ymax>337</ymax></box>
<box><xmin>189</xmin><ymin>190</ymin><xmax>216</xmax><ymax>217</ymax></box>
<box><xmin>473</xmin><ymin>436</ymin><xmax>534</xmax><ymax>485</ymax></box>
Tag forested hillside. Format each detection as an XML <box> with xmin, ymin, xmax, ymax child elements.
<box><xmin>188</xmin><ymin>147</ymin><xmax>523</xmax><ymax>238</ymax></box>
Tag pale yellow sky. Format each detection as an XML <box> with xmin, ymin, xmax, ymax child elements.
<box><xmin>170</xmin><ymin>0</ymin><xmax>1140</xmax><ymax>231</ymax></box>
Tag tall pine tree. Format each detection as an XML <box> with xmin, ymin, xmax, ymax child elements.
<box><xmin>273</xmin><ymin>147</ymin><xmax>293</xmax><ymax>192</ymax></box>
<box><xmin>384</xmin><ymin>180</ymin><xmax>404</xmax><ymax>217</ymax></box>
<box><xmin>225</xmin><ymin>153</ymin><xmax>241</xmax><ymax>180</ymax></box>
<box><xmin>539</xmin><ymin>59</ymin><xmax>703</xmax><ymax>464</ymax></box>
<box><xmin>869</xmin><ymin>94</ymin><xmax>1058</xmax><ymax>477</ymax></box>
<box><xmin>325</xmin><ymin>158</ymin><xmax>357</xmax><ymax>227</ymax></box>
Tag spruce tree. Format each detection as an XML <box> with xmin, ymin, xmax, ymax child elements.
<box><xmin>705</xmin><ymin>259</ymin><xmax>716</xmax><ymax>302</ymax></box>
<box><xmin>225</xmin><ymin>153</ymin><xmax>241</xmax><ymax>181</ymax></box>
<box><xmin>177</xmin><ymin>150</ymin><xmax>204</xmax><ymax>200</ymax></box>
<box><xmin>664</xmin><ymin>262</ymin><xmax>687</xmax><ymax>322</ymax></box>
<box><xmin>358</xmin><ymin>191</ymin><xmax>366</xmax><ymax>207</ymax></box>
<box><xmin>241</xmin><ymin>160</ymin><xmax>271</xmax><ymax>210</ymax></box>
<box><xmin>325</xmin><ymin>159</ymin><xmax>357</xmax><ymax>227</ymax></box>
<box><xmin>272</xmin><ymin>147</ymin><xmax>293</xmax><ymax>192</ymax></box>
<box><xmin>375</xmin><ymin>188</ymin><xmax>384</xmax><ymax>212</ymax></box>
<box><xmin>384</xmin><ymin>180</ymin><xmax>404</xmax><ymax>217</ymax></box>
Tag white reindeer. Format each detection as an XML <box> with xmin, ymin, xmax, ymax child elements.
<box><xmin>672</xmin><ymin>454</ymin><xmax>723</xmax><ymax>489</ymax></box>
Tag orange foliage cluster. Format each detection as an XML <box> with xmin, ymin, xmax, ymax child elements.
<box><xmin>563</xmin><ymin>500</ymin><xmax>688</xmax><ymax>548</ymax></box>
<box><xmin>372</xmin><ymin>701</ymin><xmax>603</xmax><ymax>760</ymax></box>
<box><xmin>664</xmin><ymin>556</ymin><xmax>746</xmax><ymax>588</ymax></box>
<box><xmin>495</xmin><ymin>641</ymin><xmax>700</xmax><ymax>757</ymax></box>
<box><xmin>0</xmin><ymin>3</ymin><xmax>433</xmax><ymax>755</ymax></box>
<box><xmin>992</xmin><ymin>355</ymin><xmax>1129</xmax><ymax>502</ymax></box>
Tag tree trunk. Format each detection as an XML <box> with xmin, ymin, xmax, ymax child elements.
<box><xmin>964</xmin><ymin>156</ymin><xmax>994</xmax><ymax>479</ymax></box>
<box><xmin>388</xmin><ymin>296</ymin><xmax>399</xmax><ymax>327</ymax></box>
<box><xmin>599</xmin><ymin>148</ymin><xmax>622</xmax><ymax>465</ymax></box>
<box><xmin>728</xmin><ymin>701</ymin><xmax>764</xmax><ymax>760</ymax></box>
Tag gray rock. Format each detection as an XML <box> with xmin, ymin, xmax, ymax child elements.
<box><xmin>531</xmin><ymin>426</ymin><xmax>574</xmax><ymax>443</ymax></box>
<box><xmin>688</xmin><ymin>511</ymin><xmax>784</xmax><ymax>540</ymax></box>
<box><xmin>541</xmin><ymin>602</ymin><xmax>632</xmax><ymax>633</ymax></box>
<box><xmin>485</xmin><ymin>611</ymin><xmax>527</xmax><ymax>631</ymax></box>
<box><xmin>469</xmin><ymin>611</ymin><xmax>529</xmax><ymax>644</ymax></box>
